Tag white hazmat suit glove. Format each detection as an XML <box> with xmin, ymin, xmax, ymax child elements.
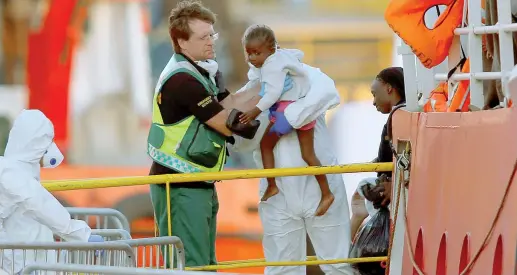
<box><xmin>88</xmin><ymin>235</ymin><xmax>104</xmax><ymax>242</ymax></box>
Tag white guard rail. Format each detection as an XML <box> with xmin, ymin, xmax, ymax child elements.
<box><xmin>0</xmin><ymin>242</ymin><xmax>135</xmax><ymax>274</ymax></box>
<box><xmin>400</xmin><ymin>0</ymin><xmax>517</xmax><ymax>111</ymax></box>
<box><xmin>111</xmin><ymin>236</ymin><xmax>186</xmax><ymax>270</ymax></box>
<box><xmin>92</xmin><ymin>229</ymin><xmax>132</xmax><ymax>241</ymax></box>
<box><xmin>66</xmin><ymin>207</ymin><xmax>131</xmax><ymax>232</ymax></box>
<box><xmin>54</xmin><ymin>229</ymin><xmax>132</xmax><ymax>242</ymax></box>
<box><xmin>21</xmin><ymin>263</ymin><xmax>261</xmax><ymax>275</ymax></box>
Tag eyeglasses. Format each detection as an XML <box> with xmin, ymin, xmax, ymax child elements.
<box><xmin>198</xmin><ymin>32</ymin><xmax>219</xmax><ymax>42</ymax></box>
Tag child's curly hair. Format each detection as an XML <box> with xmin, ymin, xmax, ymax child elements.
<box><xmin>242</xmin><ymin>24</ymin><xmax>277</xmax><ymax>50</ymax></box>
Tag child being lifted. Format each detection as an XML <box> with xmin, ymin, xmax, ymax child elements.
<box><xmin>238</xmin><ymin>24</ymin><xmax>334</xmax><ymax>216</ymax></box>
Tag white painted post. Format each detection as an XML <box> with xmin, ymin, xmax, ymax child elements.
<box><xmin>496</xmin><ymin>0</ymin><xmax>515</xmax><ymax>105</ymax></box>
<box><xmin>467</xmin><ymin>0</ymin><xmax>485</xmax><ymax>108</ymax></box>
<box><xmin>387</xmin><ymin>165</ymin><xmax>407</xmax><ymax>275</ymax></box>
<box><xmin>399</xmin><ymin>42</ymin><xmax>419</xmax><ymax>111</ymax></box>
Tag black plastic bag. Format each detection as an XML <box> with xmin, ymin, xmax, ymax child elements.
<box><xmin>349</xmin><ymin>207</ymin><xmax>390</xmax><ymax>275</ymax></box>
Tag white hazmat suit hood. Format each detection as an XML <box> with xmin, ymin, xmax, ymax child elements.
<box><xmin>3</xmin><ymin>110</ymin><xmax>63</xmax><ymax>180</ymax></box>
<box><xmin>0</xmin><ymin>110</ymin><xmax>91</xmax><ymax>274</ymax></box>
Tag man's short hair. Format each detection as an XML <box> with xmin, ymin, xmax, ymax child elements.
<box><xmin>168</xmin><ymin>0</ymin><xmax>217</xmax><ymax>53</ymax></box>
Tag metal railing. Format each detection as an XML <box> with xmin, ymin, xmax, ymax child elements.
<box><xmin>92</xmin><ymin>229</ymin><xmax>132</xmax><ymax>241</ymax></box>
<box><xmin>112</xmin><ymin>236</ymin><xmax>185</xmax><ymax>270</ymax></box>
<box><xmin>0</xmin><ymin>242</ymin><xmax>135</xmax><ymax>274</ymax></box>
<box><xmin>37</xmin><ymin>235</ymin><xmax>185</xmax><ymax>271</ymax></box>
<box><xmin>54</xmin><ymin>229</ymin><xmax>132</xmax><ymax>243</ymax></box>
<box><xmin>42</xmin><ymin>163</ymin><xmax>393</xmax><ymax>191</ymax></box>
<box><xmin>186</xmin><ymin>256</ymin><xmax>387</xmax><ymax>272</ymax></box>
<box><xmin>38</xmin><ymin>163</ymin><xmax>393</xmax><ymax>273</ymax></box>
<box><xmin>65</xmin><ymin>207</ymin><xmax>131</xmax><ymax>232</ymax></box>
<box><xmin>21</xmin><ymin>263</ymin><xmax>260</xmax><ymax>275</ymax></box>
<box><xmin>401</xmin><ymin>0</ymin><xmax>517</xmax><ymax>110</ymax></box>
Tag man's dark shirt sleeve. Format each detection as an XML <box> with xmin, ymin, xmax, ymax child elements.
<box><xmin>217</xmin><ymin>89</ymin><xmax>230</xmax><ymax>102</ymax></box>
<box><xmin>215</xmin><ymin>70</ymin><xmax>230</xmax><ymax>102</ymax></box>
<box><xmin>161</xmin><ymin>73</ymin><xmax>225</xmax><ymax>123</ymax></box>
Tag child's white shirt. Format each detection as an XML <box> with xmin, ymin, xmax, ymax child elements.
<box><xmin>247</xmin><ymin>48</ymin><xmax>311</xmax><ymax>111</ymax></box>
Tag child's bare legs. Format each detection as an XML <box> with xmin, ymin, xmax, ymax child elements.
<box><xmin>260</xmin><ymin>122</ymin><xmax>282</xmax><ymax>201</ymax></box>
<box><xmin>297</xmin><ymin>128</ymin><xmax>334</xmax><ymax>216</ymax></box>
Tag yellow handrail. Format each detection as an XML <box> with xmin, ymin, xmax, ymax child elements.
<box><xmin>40</xmin><ymin>162</ymin><xmax>393</xmax><ymax>271</ymax></box>
<box><xmin>186</xmin><ymin>256</ymin><xmax>387</xmax><ymax>271</ymax></box>
<box><xmin>42</xmin><ymin>162</ymin><xmax>393</xmax><ymax>191</ymax></box>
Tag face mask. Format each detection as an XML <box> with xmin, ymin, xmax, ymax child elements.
<box><xmin>42</xmin><ymin>142</ymin><xmax>64</xmax><ymax>168</ymax></box>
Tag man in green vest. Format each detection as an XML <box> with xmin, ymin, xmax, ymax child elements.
<box><xmin>147</xmin><ymin>0</ymin><xmax>293</xmax><ymax>268</ymax></box>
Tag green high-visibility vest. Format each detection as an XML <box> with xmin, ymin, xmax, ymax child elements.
<box><xmin>147</xmin><ymin>54</ymin><xmax>227</xmax><ymax>183</ymax></box>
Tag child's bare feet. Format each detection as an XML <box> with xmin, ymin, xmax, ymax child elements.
<box><xmin>315</xmin><ymin>193</ymin><xmax>335</xmax><ymax>216</ymax></box>
<box><xmin>261</xmin><ymin>184</ymin><xmax>279</xmax><ymax>201</ymax></box>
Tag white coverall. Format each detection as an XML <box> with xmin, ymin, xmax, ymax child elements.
<box><xmin>231</xmin><ymin>65</ymin><xmax>355</xmax><ymax>275</ymax></box>
<box><xmin>0</xmin><ymin>110</ymin><xmax>92</xmax><ymax>274</ymax></box>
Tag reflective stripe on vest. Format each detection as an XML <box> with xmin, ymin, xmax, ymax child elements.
<box><xmin>147</xmin><ymin>54</ymin><xmax>226</xmax><ymax>180</ymax></box>
<box><xmin>385</xmin><ymin>0</ymin><xmax>465</xmax><ymax>68</ymax></box>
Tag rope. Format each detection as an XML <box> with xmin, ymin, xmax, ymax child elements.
<box><xmin>384</xmin><ymin>142</ymin><xmax>425</xmax><ymax>275</ymax></box>
<box><xmin>185</xmin><ymin>256</ymin><xmax>387</xmax><ymax>271</ymax></box>
<box><xmin>384</xmin><ymin>150</ymin><xmax>406</xmax><ymax>274</ymax></box>
<box><xmin>401</xmin><ymin>150</ymin><xmax>517</xmax><ymax>275</ymax></box>
<box><xmin>402</xmin><ymin>177</ymin><xmax>425</xmax><ymax>275</ymax></box>
<box><xmin>457</xmin><ymin>156</ymin><xmax>517</xmax><ymax>275</ymax></box>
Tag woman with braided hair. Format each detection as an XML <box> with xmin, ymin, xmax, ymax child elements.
<box><xmin>351</xmin><ymin>66</ymin><xmax>406</xmax><ymax>237</ymax></box>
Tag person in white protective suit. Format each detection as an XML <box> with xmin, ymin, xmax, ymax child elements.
<box><xmin>230</xmin><ymin>64</ymin><xmax>355</xmax><ymax>275</ymax></box>
<box><xmin>0</xmin><ymin>109</ymin><xmax>102</xmax><ymax>275</ymax></box>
